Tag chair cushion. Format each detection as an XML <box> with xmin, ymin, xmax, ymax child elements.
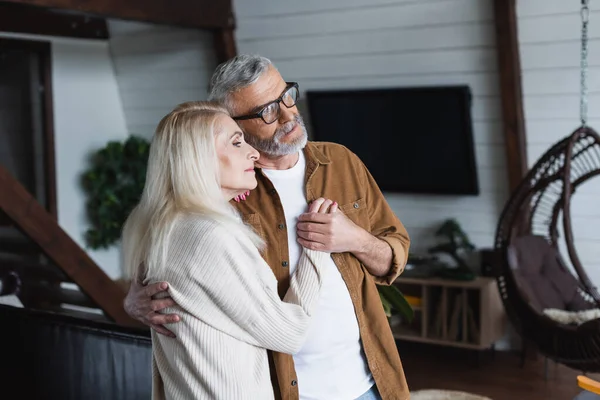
<box><xmin>508</xmin><ymin>235</ymin><xmax>593</xmax><ymax>312</ymax></box>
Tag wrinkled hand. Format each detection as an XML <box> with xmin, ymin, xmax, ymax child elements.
<box><xmin>296</xmin><ymin>197</ymin><xmax>363</xmax><ymax>253</ymax></box>
<box><xmin>123</xmin><ymin>280</ymin><xmax>180</xmax><ymax>337</ymax></box>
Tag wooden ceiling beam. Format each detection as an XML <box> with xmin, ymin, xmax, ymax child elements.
<box><xmin>0</xmin><ymin>3</ymin><xmax>108</xmax><ymax>40</ymax></box>
<box><xmin>0</xmin><ymin>0</ymin><xmax>234</xmax><ymax>30</ymax></box>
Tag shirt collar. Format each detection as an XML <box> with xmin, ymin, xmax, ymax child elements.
<box><xmin>304</xmin><ymin>141</ymin><xmax>331</xmax><ymax>165</ymax></box>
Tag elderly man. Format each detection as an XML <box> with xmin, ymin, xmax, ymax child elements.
<box><xmin>124</xmin><ymin>54</ymin><xmax>411</xmax><ymax>400</ymax></box>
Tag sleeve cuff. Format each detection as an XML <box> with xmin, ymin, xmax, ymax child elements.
<box><xmin>373</xmin><ymin>236</ymin><xmax>409</xmax><ymax>285</ymax></box>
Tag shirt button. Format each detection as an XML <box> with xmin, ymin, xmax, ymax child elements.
<box><xmin>291</xmin><ymin>380</ymin><xmax>297</xmax><ymax>386</ymax></box>
<box><xmin>353</xmin><ymin>202</ymin><xmax>359</xmax><ymax>209</ymax></box>
<box><xmin>282</xmin><ymin>261</ymin><xmax>289</xmax><ymax>267</ymax></box>
<box><xmin>278</xmin><ymin>223</ymin><xmax>285</xmax><ymax>230</ymax></box>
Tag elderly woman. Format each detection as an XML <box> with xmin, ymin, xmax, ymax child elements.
<box><xmin>121</xmin><ymin>101</ymin><xmax>335</xmax><ymax>399</ymax></box>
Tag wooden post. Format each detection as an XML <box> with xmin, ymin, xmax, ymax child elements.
<box><xmin>214</xmin><ymin>27</ymin><xmax>238</xmax><ymax>65</ymax></box>
<box><xmin>493</xmin><ymin>0</ymin><xmax>528</xmax><ymax>193</ymax></box>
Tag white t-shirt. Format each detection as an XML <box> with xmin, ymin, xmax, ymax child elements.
<box><xmin>262</xmin><ymin>151</ymin><xmax>375</xmax><ymax>400</ymax></box>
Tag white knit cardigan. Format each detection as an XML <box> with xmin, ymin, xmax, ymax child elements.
<box><xmin>145</xmin><ymin>216</ymin><xmax>327</xmax><ymax>400</ymax></box>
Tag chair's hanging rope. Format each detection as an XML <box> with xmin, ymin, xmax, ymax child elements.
<box><xmin>581</xmin><ymin>0</ymin><xmax>590</xmax><ymax>127</ymax></box>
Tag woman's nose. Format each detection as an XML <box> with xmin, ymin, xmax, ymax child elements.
<box><xmin>248</xmin><ymin>145</ymin><xmax>259</xmax><ymax>161</ymax></box>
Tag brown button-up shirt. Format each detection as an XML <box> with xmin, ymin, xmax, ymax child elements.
<box><xmin>233</xmin><ymin>141</ymin><xmax>411</xmax><ymax>400</ymax></box>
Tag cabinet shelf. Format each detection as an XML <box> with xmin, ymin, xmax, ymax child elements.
<box><xmin>391</xmin><ymin>276</ymin><xmax>506</xmax><ymax>350</ymax></box>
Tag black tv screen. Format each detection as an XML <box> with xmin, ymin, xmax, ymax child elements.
<box><xmin>306</xmin><ymin>85</ymin><xmax>479</xmax><ymax>195</ymax></box>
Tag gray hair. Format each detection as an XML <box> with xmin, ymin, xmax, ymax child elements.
<box><xmin>208</xmin><ymin>54</ymin><xmax>274</xmax><ymax>113</ymax></box>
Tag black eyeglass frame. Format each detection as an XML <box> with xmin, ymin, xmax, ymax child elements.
<box><xmin>232</xmin><ymin>82</ymin><xmax>299</xmax><ymax>124</ymax></box>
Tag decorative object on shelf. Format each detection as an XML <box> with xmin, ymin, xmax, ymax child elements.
<box><xmin>81</xmin><ymin>135</ymin><xmax>150</xmax><ymax>249</ymax></box>
<box><xmin>428</xmin><ymin>219</ymin><xmax>476</xmax><ymax>281</ymax></box>
<box><xmin>403</xmin><ymin>253</ymin><xmax>447</xmax><ymax>279</ymax></box>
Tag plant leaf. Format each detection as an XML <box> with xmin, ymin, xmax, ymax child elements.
<box><xmin>379</xmin><ymin>290</ymin><xmax>393</xmax><ymax>317</ymax></box>
<box><xmin>81</xmin><ymin>134</ymin><xmax>150</xmax><ymax>249</ymax></box>
<box><xmin>377</xmin><ymin>284</ymin><xmax>414</xmax><ymax>323</ymax></box>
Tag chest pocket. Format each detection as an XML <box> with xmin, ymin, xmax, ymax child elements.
<box><xmin>339</xmin><ymin>197</ymin><xmax>370</xmax><ymax>231</ymax></box>
<box><xmin>242</xmin><ymin>213</ymin><xmax>265</xmax><ymax>240</ymax></box>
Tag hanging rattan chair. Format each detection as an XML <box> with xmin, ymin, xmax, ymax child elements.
<box><xmin>493</xmin><ymin>0</ymin><xmax>600</xmax><ymax>374</ymax></box>
<box><xmin>493</xmin><ymin>126</ymin><xmax>600</xmax><ymax>373</ymax></box>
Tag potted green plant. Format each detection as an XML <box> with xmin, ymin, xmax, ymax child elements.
<box><xmin>428</xmin><ymin>218</ymin><xmax>476</xmax><ymax>281</ymax></box>
<box><xmin>81</xmin><ymin>135</ymin><xmax>150</xmax><ymax>249</ymax></box>
<box><xmin>378</xmin><ymin>284</ymin><xmax>414</xmax><ymax>323</ymax></box>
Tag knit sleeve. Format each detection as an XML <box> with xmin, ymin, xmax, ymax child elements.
<box><xmin>158</xmin><ymin>220</ymin><xmax>328</xmax><ymax>355</ymax></box>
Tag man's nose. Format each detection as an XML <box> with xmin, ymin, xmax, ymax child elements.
<box><xmin>278</xmin><ymin>104</ymin><xmax>295</xmax><ymax>123</ymax></box>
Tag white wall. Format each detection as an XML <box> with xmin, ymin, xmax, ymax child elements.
<box><xmin>234</xmin><ymin>0</ymin><xmax>507</xmax><ymax>258</ymax></box>
<box><xmin>0</xmin><ymin>32</ymin><xmax>129</xmax><ymax>279</ymax></box>
<box><xmin>517</xmin><ymin>0</ymin><xmax>600</xmax><ymax>287</ymax></box>
<box><xmin>107</xmin><ymin>20</ymin><xmax>217</xmax><ymax>140</ymax></box>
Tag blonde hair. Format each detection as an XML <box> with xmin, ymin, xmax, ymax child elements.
<box><xmin>122</xmin><ymin>101</ymin><xmax>263</xmax><ymax>282</ymax></box>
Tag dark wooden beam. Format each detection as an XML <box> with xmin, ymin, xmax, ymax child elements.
<box><xmin>0</xmin><ymin>3</ymin><xmax>108</xmax><ymax>39</ymax></box>
<box><xmin>0</xmin><ymin>164</ymin><xmax>140</xmax><ymax>327</ymax></box>
<box><xmin>493</xmin><ymin>0</ymin><xmax>528</xmax><ymax>192</ymax></box>
<box><xmin>214</xmin><ymin>28</ymin><xmax>238</xmax><ymax>65</ymax></box>
<box><xmin>1</xmin><ymin>0</ymin><xmax>234</xmax><ymax>30</ymax></box>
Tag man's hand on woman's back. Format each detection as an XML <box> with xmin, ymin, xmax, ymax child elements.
<box><xmin>123</xmin><ymin>280</ymin><xmax>180</xmax><ymax>337</ymax></box>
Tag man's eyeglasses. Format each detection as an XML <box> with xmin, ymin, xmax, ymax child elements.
<box><xmin>232</xmin><ymin>82</ymin><xmax>299</xmax><ymax>125</ymax></box>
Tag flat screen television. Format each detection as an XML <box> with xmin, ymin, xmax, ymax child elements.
<box><xmin>306</xmin><ymin>85</ymin><xmax>479</xmax><ymax>195</ymax></box>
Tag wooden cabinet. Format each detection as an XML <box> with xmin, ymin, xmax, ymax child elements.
<box><xmin>391</xmin><ymin>276</ymin><xmax>506</xmax><ymax>350</ymax></box>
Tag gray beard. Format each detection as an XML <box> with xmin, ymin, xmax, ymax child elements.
<box><xmin>245</xmin><ymin>114</ymin><xmax>308</xmax><ymax>157</ymax></box>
